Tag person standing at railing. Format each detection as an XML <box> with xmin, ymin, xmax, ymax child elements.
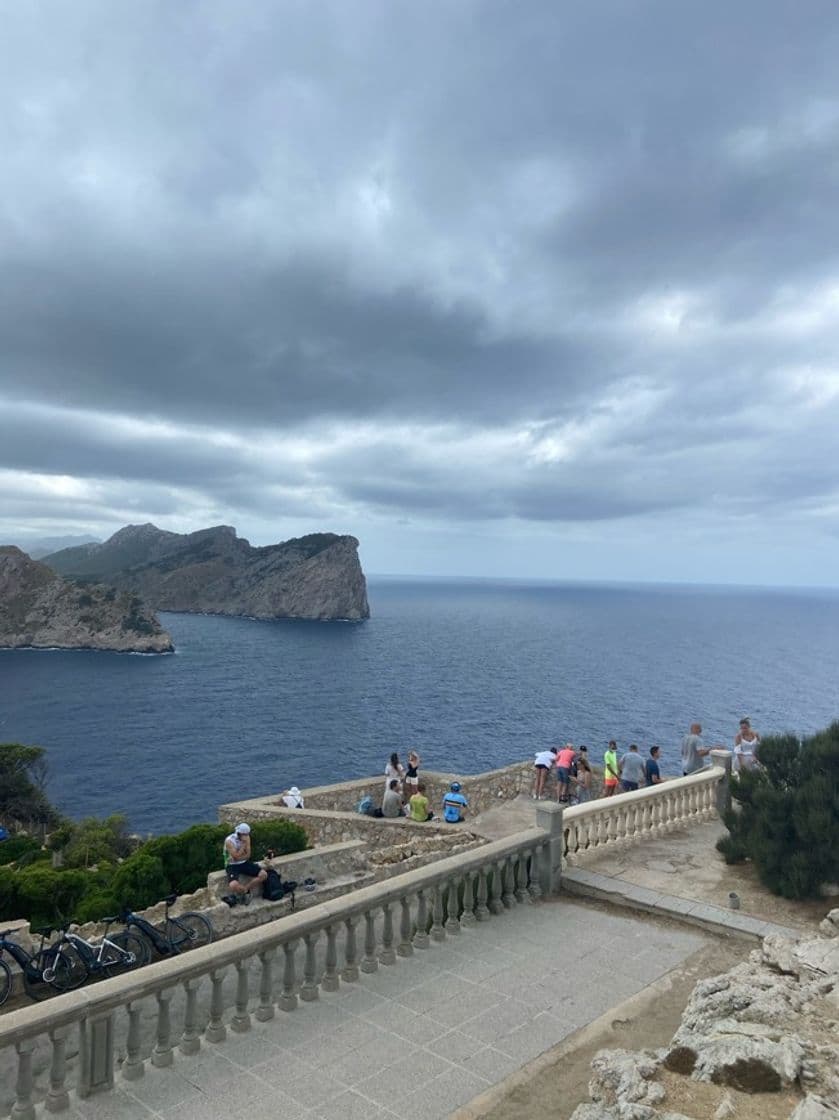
<box><xmin>555</xmin><ymin>743</ymin><xmax>576</xmax><ymax>803</ymax></box>
<box><xmin>619</xmin><ymin>744</ymin><xmax>646</xmax><ymax>792</ymax></box>
<box><xmin>645</xmin><ymin>746</ymin><xmax>663</xmax><ymax>786</ymax></box>
<box><xmin>602</xmin><ymin>741</ymin><xmax>620</xmax><ymax>796</ymax></box>
<box><xmin>680</xmin><ymin>723</ymin><xmax>714</xmax><ymax>775</ymax></box>
<box><xmin>733</xmin><ymin>717</ymin><xmax>760</xmax><ymax>772</ymax></box>
<box><xmin>574</xmin><ymin>746</ymin><xmax>592</xmax><ymax>802</ymax></box>
<box><xmin>404</xmin><ymin>750</ymin><xmax>422</xmax><ymax>800</ymax></box>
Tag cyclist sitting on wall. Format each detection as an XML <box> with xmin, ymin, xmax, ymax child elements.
<box><xmin>222</xmin><ymin>822</ymin><xmax>267</xmax><ymax>906</ymax></box>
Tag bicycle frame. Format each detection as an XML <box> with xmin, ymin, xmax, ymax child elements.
<box><xmin>122</xmin><ymin>910</ymin><xmax>170</xmax><ymax>954</ymax></box>
<box><xmin>59</xmin><ymin>927</ymin><xmax>133</xmax><ymax>972</ymax></box>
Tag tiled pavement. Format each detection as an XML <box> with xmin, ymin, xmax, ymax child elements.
<box><xmin>61</xmin><ymin>899</ymin><xmax>707</xmax><ymax>1120</ymax></box>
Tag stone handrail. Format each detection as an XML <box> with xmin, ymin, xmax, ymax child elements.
<box><xmin>563</xmin><ymin>767</ymin><xmax>724</xmax><ymax>864</ymax></box>
<box><xmin>0</xmin><ymin>827</ymin><xmax>549</xmax><ymax>1117</ymax></box>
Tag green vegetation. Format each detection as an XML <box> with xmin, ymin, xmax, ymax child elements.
<box><xmin>0</xmin><ymin>744</ymin><xmax>60</xmax><ymax>834</ymax></box>
<box><xmin>1</xmin><ymin>819</ymin><xmax>307</xmax><ymax>927</ymax></box>
<box><xmin>0</xmin><ymin>742</ymin><xmax>308</xmax><ymax>926</ymax></box>
<box><xmin>717</xmin><ymin>720</ymin><xmax>839</xmax><ymax>899</ymax></box>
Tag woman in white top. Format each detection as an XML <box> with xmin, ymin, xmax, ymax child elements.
<box><xmin>734</xmin><ymin>717</ymin><xmax>760</xmax><ymax>772</ymax></box>
<box><xmin>385</xmin><ymin>752</ymin><xmax>405</xmax><ymax>790</ymax></box>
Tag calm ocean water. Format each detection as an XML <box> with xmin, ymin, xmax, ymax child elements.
<box><xmin>2</xmin><ymin>577</ymin><xmax>838</xmax><ymax>834</ymax></box>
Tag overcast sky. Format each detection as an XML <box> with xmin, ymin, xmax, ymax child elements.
<box><xmin>3</xmin><ymin>1</ymin><xmax>839</xmax><ymax>587</ymax></box>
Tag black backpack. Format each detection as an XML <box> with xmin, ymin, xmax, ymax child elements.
<box><xmin>263</xmin><ymin>867</ymin><xmax>296</xmax><ymax>907</ymax></box>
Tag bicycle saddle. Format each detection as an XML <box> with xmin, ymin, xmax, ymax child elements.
<box><xmin>101</xmin><ymin>915</ymin><xmax>119</xmax><ymax>924</ymax></box>
<box><xmin>32</xmin><ymin>925</ymin><xmax>54</xmax><ymax>936</ymax></box>
<box><xmin>164</xmin><ymin>893</ymin><xmax>178</xmax><ymax>906</ymax></box>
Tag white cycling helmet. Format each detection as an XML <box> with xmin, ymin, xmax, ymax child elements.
<box><xmin>235</xmin><ymin>822</ymin><xmax>251</xmax><ymax>834</ymax></box>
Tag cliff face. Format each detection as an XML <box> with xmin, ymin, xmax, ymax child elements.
<box><xmin>0</xmin><ymin>547</ymin><xmax>174</xmax><ymax>653</ymax></box>
<box><xmin>44</xmin><ymin>525</ymin><xmax>370</xmax><ymax>622</ymax></box>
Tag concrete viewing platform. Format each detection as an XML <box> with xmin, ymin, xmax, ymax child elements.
<box><xmin>48</xmin><ymin>899</ymin><xmax>709</xmax><ymax>1120</ymax></box>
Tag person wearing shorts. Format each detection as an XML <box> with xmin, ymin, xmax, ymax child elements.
<box><xmin>404</xmin><ymin>751</ymin><xmax>421</xmax><ymax>797</ymax></box>
<box><xmin>555</xmin><ymin>744</ymin><xmax>576</xmax><ymax>803</ymax></box>
<box><xmin>223</xmin><ymin>822</ymin><xmax>267</xmax><ymax>905</ymax></box>
<box><xmin>603</xmin><ymin>741</ymin><xmax>620</xmax><ymax>796</ymax></box>
<box><xmin>619</xmin><ymin>744</ymin><xmax>646</xmax><ymax>792</ymax></box>
<box><xmin>532</xmin><ymin>747</ymin><xmax>557</xmax><ymax>799</ymax></box>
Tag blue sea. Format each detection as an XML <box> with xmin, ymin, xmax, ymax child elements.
<box><xmin>2</xmin><ymin>578</ymin><xmax>838</xmax><ymax>835</ymax></box>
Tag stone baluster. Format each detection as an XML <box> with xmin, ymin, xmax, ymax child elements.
<box><xmin>152</xmin><ymin>989</ymin><xmax>175</xmax><ymax>1067</ymax></box>
<box><xmin>431</xmin><ymin>883</ymin><xmax>446</xmax><ymax>941</ymax></box>
<box><xmin>488</xmin><ymin>861</ymin><xmax>505</xmax><ymax>914</ymax></box>
<box><xmin>11</xmin><ymin>1039</ymin><xmax>36</xmax><ymax>1120</ymax></box>
<box><xmin>678</xmin><ymin>784</ymin><xmax>689</xmax><ymax>825</ymax></box>
<box><xmin>414</xmin><ymin>889</ymin><xmax>430</xmax><ymax>947</ymax></box>
<box><xmin>398</xmin><ymin>896</ymin><xmax>414</xmax><ymax>956</ymax></box>
<box><xmin>205</xmin><ymin>969</ymin><xmax>227</xmax><ymax>1043</ymax></box>
<box><xmin>630</xmin><ymin>801</ymin><xmax>641</xmax><ymax>843</ymax></box>
<box><xmin>45</xmin><ymin>1026</ymin><xmax>72</xmax><ymax>1112</ymax></box>
<box><xmin>180</xmin><ymin>977</ymin><xmax>203</xmax><ymax>1053</ymax></box>
<box><xmin>122</xmin><ymin>1001</ymin><xmax>145</xmax><ymax>1082</ymax></box>
<box><xmin>256</xmin><ymin>948</ymin><xmax>276</xmax><ymax>1019</ymax></box>
<box><xmin>564</xmin><ymin>821</ymin><xmax>578</xmax><ymax>865</ymax></box>
<box><xmin>501</xmin><ymin>857</ymin><xmax>516</xmax><ymax>908</ymax></box>
<box><xmin>231</xmin><ymin>960</ymin><xmax>252</xmax><ymax>1031</ymax></box>
<box><xmin>322</xmin><ymin>925</ymin><xmax>340</xmax><ymax>990</ymax></box>
<box><xmin>475</xmin><ymin>868</ymin><xmax>490</xmax><ymax>920</ymax></box>
<box><xmin>361</xmin><ymin>909</ymin><xmax>379</xmax><ymax>973</ymax></box>
<box><xmin>528</xmin><ymin>844</ymin><xmax>543</xmax><ymax>900</ymax></box>
<box><xmin>79</xmin><ymin>1012</ymin><xmax>116</xmax><ymax>1097</ymax></box>
<box><xmin>301</xmin><ymin>932</ymin><xmax>320</xmax><ymax>999</ymax></box>
<box><xmin>445</xmin><ymin>878</ymin><xmax>461</xmax><ymax>933</ymax></box>
<box><xmin>462</xmin><ymin>869</ymin><xmax>478</xmax><ymax>921</ymax></box>
<box><xmin>341</xmin><ymin>917</ymin><xmax>359</xmax><ymax>981</ymax></box>
<box><xmin>380</xmin><ymin>903</ymin><xmax>397</xmax><ymax>963</ymax></box>
<box><xmin>515</xmin><ymin>851</ymin><xmax>530</xmax><ymax>903</ymax></box>
<box><xmin>279</xmin><ymin>940</ymin><xmax>298</xmax><ymax>1011</ymax></box>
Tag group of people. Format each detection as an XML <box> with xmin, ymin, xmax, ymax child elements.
<box><xmin>380</xmin><ymin>751</ymin><xmax>469</xmax><ymax>823</ymax></box>
<box><xmin>533</xmin><ymin>717</ymin><xmax>761</xmax><ymax>803</ymax></box>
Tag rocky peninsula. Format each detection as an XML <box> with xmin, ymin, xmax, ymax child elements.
<box><xmin>43</xmin><ymin>523</ymin><xmax>370</xmax><ymax>621</ymax></box>
<box><xmin>0</xmin><ymin>546</ymin><xmax>173</xmax><ymax>653</ymax></box>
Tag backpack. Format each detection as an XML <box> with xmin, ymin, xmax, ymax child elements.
<box><xmin>262</xmin><ymin>867</ymin><xmax>297</xmax><ymax>908</ymax></box>
<box><xmin>356</xmin><ymin>795</ymin><xmax>374</xmax><ymax>816</ymax></box>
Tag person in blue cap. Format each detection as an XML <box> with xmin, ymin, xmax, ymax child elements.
<box><xmin>442</xmin><ymin>782</ymin><xmax>468</xmax><ymax>823</ymax></box>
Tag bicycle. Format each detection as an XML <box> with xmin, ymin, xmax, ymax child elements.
<box><xmin>0</xmin><ymin>926</ymin><xmax>72</xmax><ymax>1005</ymax></box>
<box><xmin>120</xmin><ymin>893</ymin><xmax>214</xmax><ymax>958</ymax></box>
<box><xmin>49</xmin><ymin>918</ymin><xmax>149</xmax><ymax>990</ymax></box>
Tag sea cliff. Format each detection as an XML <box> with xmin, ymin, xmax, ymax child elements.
<box><xmin>44</xmin><ymin>524</ymin><xmax>370</xmax><ymax>621</ymax></box>
<box><xmin>0</xmin><ymin>546</ymin><xmax>173</xmax><ymax>653</ymax></box>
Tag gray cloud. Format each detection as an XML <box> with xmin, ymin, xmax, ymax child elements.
<box><xmin>2</xmin><ymin>0</ymin><xmax>839</xmax><ymax>580</ymax></box>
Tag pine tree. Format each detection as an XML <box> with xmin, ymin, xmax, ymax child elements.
<box><xmin>716</xmin><ymin>721</ymin><xmax>839</xmax><ymax>899</ymax></box>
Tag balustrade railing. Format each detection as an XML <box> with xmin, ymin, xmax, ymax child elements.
<box><xmin>562</xmin><ymin>767</ymin><xmax>723</xmax><ymax>865</ymax></box>
<box><xmin>0</xmin><ymin>828</ymin><xmax>548</xmax><ymax>1117</ymax></box>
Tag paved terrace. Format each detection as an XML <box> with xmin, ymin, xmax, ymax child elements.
<box><xmin>11</xmin><ymin>900</ymin><xmax>708</xmax><ymax>1120</ymax></box>
<box><xmin>1</xmin><ymin>756</ymin><xmax>761</xmax><ymax>1120</ymax></box>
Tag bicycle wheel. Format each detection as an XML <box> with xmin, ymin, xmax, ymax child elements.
<box><xmin>101</xmin><ymin>931</ymin><xmax>149</xmax><ymax>977</ymax></box>
<box><xmin>49</xmin><ymin>944</ymin><xmax>89</xmax><ymax>992</ymax></box>
<box><xmin>0</xmin><ymin>958</ymin><xmax>12</xmax><ymax>1007</ymax></box>
<box><xmin>23</xmin><ymin>948</ymin><xmax>74</xmax><ymax>1001</ymax></box>
<box><xmin>167</xmin><ymin>912</ymin><xmax>214</xmax><ymax>952</ymax></box>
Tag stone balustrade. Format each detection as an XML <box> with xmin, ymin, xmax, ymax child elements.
<box><xmin>0</xmin><ymin>827</ymin><xmax>549</xmax><ymax>1117</ymax></box>
<box><xmin>562</xmin><ymin>766</ymin><xmax>724</xmax><ymax>865</ymax></box>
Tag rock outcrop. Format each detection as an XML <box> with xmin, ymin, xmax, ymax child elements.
<box><xmin>43</xmin><ymin>524</ymin><xmax>370</xmax><ymax>622</ymax></box>
<box><xmin>571</xmin><ymin>912</ymin><xmax>839</xmax><ymax>1120</ymax></box>
<box><xmin>0</xmin><ymin>547</ymin><xmax>173</xmax><ymax>653</ymax></box>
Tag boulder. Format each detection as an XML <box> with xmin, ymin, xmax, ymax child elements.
<box><xmin>790</xmin><ymin>1096</ymin><xmax>839</xmax><ymax>1120</ymax></box>
<box><xmin>690</xmin><ymin>1034</ymin><xmax>805</xmax><ymax>1092</ymax></box>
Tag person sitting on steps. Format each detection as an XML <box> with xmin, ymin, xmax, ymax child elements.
<box><xmin>222</xmin><ymin>822</ymin><xmax>267</xmax><ymax>906</ymax></box>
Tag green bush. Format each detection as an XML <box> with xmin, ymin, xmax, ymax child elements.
<box><xmin>717</xmin><ymin>720</ymin><xmax>839</xmax><ymax>899</ymax></box>
<box><xmin>0</xmin><ymin>815</ymin><xmax>309</xmax><ymax>925</ymax></box>
<box><xmin>0</xmin><ymin>835</ymin><xmax>43</xmax><ymax>865</ymax></box>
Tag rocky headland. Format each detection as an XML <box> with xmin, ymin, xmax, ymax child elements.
<box><xmin>571</xmin><ymin>911</ymin><xmax>839</xmax><ymax>1120</ymax></box>
<box><xmin>43</xmin><ymin>523</ymin><xmax>370</xmax><ymax>621</ymax></box>
<box><xmin>0</xmin><ymin>546</ymin><xmax>173</xmax><ymax>653</ymax></box>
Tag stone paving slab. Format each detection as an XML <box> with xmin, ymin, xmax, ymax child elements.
<box><xmin>562</xmin><ymin>867</ymin><xmax>802</xmax><ymax>941</ymax></box>
<box><xmin>50</xmin><ymin>898</ymin><xmax>709</xmax><ymax>1120</ymax></box>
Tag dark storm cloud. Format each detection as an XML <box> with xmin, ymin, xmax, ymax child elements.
<box><xmin>2</xmin><ymin>0</ymin><xmax>839</xmax><ymax>551</ymax></box>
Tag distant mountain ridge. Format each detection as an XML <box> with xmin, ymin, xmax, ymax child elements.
<box><xmin>0</xmin><ymin>546</ymin><xmax>173</xmax><ymax>653</ymax></box>
<box><xmin>43</xmin><ymin>524</ymin><xmax>370</xmax><ymax>621</ymax></box>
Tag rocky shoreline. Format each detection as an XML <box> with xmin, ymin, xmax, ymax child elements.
<box><xmin>571</xmin><ymin>911</ymin><xmax>839</xmax><ymax>1120</ymax></box>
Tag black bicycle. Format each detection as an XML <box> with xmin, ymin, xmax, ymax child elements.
<box><xmin>121</xmin><ymin>894</ymin><xmax>214</xmax><ymax>958</ymax></box>
<box><xmin>48</xmin><ymin>918</ymin><xmax>149</xmax><ymax>990</ymax></box>
<box><xmin>0</xmin><ymin>926</ymin><xmax>72</xmax><ymax>1004</ymax></box>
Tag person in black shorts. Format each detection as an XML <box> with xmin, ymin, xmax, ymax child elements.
<box><xmin>223</xmin><ymin>822</ymin><xmax>267</xmax><ymax>905</ymax></box>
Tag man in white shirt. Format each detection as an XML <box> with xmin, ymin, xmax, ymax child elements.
<box><xmin>281</xmin><ymin>786</ymin><xmax>305</xmax><ymax>809</ymax></box>
<box><xmin>222</xmin><ymin>822</ymin><xmax>268</xmax><ymax>906</ymax></box>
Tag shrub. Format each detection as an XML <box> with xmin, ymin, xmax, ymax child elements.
<box><xmin>717</xmin><ymin>720</ymin><xmax>839</xmax><ymax>899</ymax></box>
<box><xmin>13</xmin><ymin>866</ymin><xmax>91</xmax><ymax>928</ymax></box>
<box><xmin>0</xmin><ymin>835</ymin><xmax>43</xmax><ymax>865</ymax></box>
